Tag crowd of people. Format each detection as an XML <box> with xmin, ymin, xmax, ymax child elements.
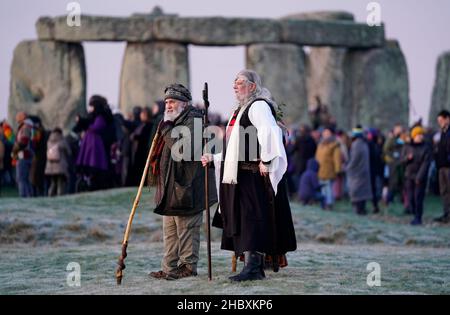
<box><xmin>1</xmin><ymin>93</ymin><xmax>449</xmax><ymax>227</ymax></box>
<box><xmin>0</xmin><ymin>95</ymin><xmax>167</xmax><ymax>198</ymax></box>
<box><xmin>288</xmin><ymin>108</ymin><xmax>450</xmax><ymax>225</ymax></box>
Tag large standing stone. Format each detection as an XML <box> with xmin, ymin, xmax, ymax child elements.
<box><xmin>429</xmin><ymin>52</ymin><xmax>450</xmax><ymax>128</ymax></box>
<box><xmin>246</xmin><ymin>44</ymin><xmax>308</xmax><ymax>125</ymax></box>
<box><xmin>119</xmin><ymin>42</ymin><xmax>189</xmax><ymax>114</ymax></box>
<box><xmin>9</xmin><ymin>40</ymin><xmax>86</xmax><ymax>130</ymax></box>
<box><xmin>296</xmin><ymin>12</ymin><xmax>355</xmax><ymax>127</ymax></box>
<box><xmin>305</xmin><ymin>47</ymin><xmax>348</xmax><ymax>124</ymax></box>
<box><xmin>342</xmin><ymin>40</ymin><xmax>409</xmax><ymax>131</ymax></box>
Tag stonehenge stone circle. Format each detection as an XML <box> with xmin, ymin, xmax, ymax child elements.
<box><xmin>9</xmin><ymin>9</ymin><xmax>413</xmax><ymax>132</ymax></box>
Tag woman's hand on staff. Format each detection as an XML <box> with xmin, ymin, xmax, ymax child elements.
<box><xmin>201</xmin><ymin>154</ymin><xmax>213</xmax><ymax>167</ymax></box>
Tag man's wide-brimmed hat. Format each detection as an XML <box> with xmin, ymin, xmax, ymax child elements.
<box><xmin>164</xmin><ymin>84</ymin><xmax>192</xmax><ymax>102</ymax></box>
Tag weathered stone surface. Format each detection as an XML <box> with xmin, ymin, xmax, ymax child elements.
<box><xmin>119</xmin><ymin>42</ymin><xmax>189</xmax><ymax>114</ymax></box>
<box><xmin>301</xmin><ymin>11</ymin><xmax>355</xmax><ymax>127</ymax></box>
<box><xmin>429</xmin><ymin>52</ymin><xmax>450</xmax><ymax>128</ymax></box>
<box><xmin>281</xmin><ymin>19</ymin><xmax>385</xmax><ymax>48</ymax></box>
<box><xmin>131</xmin><ymin>6</ymin><xmax>177</xmax><ymax>18</ymax></box>
<box><xmin>306</xmin><ymin>47</ymin><xmax>348</xmax><ymax>124</ymax></box>
<box><xmin>283</xmin><ymin>11</ymin><xmax>355</xmax><ymax>21</ymax></box>
<box><xmin>342</xmin><ymin>40</ymin><xmax>409</xmax><ymax>131</ymax></box>
<box><xmin>246</xmin><ymin>44</ymin><xmax>308</xmax><ymax>125</ymax></box>
<box><xmin>36</xmin><ymin>15</ymin><xmax>384</xmax><ymax>48</ymax></box>
<box><xmin>152</xmin><ymin>17</ymin><xmax>281</xmax><ymax>46</ymax></box>
<box><xmin>8</xmin><ymin>40</ymin><xmax>86</xmax><ymax>131</ymax></box>
<box><xmin>36</xmin><ymin>15</ymin><xmax>154</xmax><ymax>42</ymax></box>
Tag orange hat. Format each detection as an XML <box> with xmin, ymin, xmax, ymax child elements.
<box><xmin>411</xmin><ymin>126</ymin><xmax>425</xmax><ymax>139</ymax></box>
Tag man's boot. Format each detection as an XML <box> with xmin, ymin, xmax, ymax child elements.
<box><xmin>229</xmin><ymin>251</ymin><xmax>265</xmax><ymax>282</ymax></box>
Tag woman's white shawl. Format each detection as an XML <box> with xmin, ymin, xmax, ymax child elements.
<box><xmin>217</xmin><ymin>100</ymin><xmax>287</xmax><ymax>196</ymax></box>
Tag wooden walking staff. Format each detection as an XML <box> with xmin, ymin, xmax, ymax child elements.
<box><xmin>115</xmin><ymin>126</ymin><xmax>160</xmax><ymax>285</ymax></box>
<box><xmin>203</xmin><ymin>82</ymin><xmax>213</xmax><ymax>281</ymax></box>
<box><xmin>232</xmin><ymin>254</ymin><xmax>237</xmax><ymax>272</ymax></box>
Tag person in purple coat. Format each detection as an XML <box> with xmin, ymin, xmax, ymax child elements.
<box><xmin>298</xmin><ymin>158</ymin><xmax>325</xmax><ymax>209</ymax></box>
<box><xmin>76</xmin><ymin>95</ymin><xmax>112</xmax><ymax>191</ymax></box>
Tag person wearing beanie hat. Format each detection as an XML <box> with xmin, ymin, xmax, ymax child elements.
<box><xmin>410</xmin><ymin>126</ymin><xmax>425</xmax><ymax>140</ymax></box>
<box><xmin>401</xmin><ymin>125</ymin><xmax>432</xmax><ymax>225</ymax></box>
<box><xmin>164</xmin><ymin>83</ymin><xmax>192</xmax><ymax>102</ymax></box>
<box><xmin>149</xmin><ymin>83</ymin><xmax>217</xmax><ymax>280</ymax></box>
<box><xmin>162</xmin><ymin>84</ymin><xmax>192</xmax><ymax>122</ymax></box>
<box><xmin>351</xmin><ymin>126</ymin><xmax>364</xmax><ymax>138</ymax></box>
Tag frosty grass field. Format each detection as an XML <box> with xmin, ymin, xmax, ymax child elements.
<box><xmin>0</xmin><ymin>188</ymin><xmax>449</xmax><ymax>294</ymax></box>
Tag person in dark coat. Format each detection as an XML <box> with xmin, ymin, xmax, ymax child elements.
<box><xmin>110</xmin><ymin>112</ymin><xmax>125</xmax><ymax>188</ymax></box>
<box><xmin>203</xmin><ymin>70</ymin><xmax>296</xmax><ymax>282</ymax></box>
<box><xmin>367</xmin><ymin>128</ymin><xmax>384</xmax><ymax>213</ymax></box>
<box><xmin>128</xmin><ymin>107</ymin><xmax>153</xmax><ymax>186</ymax></box>
<box><xmin>434</xmin><ymin>110</ymin><xmax>450</xmax><ymax>223</ymax></box>
<box><xmin>28</xmin><ymin>115</ymin><xmax>48</xmax><ymax>197</ymax></box>
<box><xmin>149</xmin><ymin>84</ymin><xmax>217</xmax><ymax>280</ymax></box>
<box><xmin>298</xmin><ymin>158</ymin><xmax>324</xmax><ymax>208</ymax></box>
<box><xmin>346</xmin><ymin>127</ymin><xmax>373</xmax><ymax>215</ymax></box>
<box><xmin>121</xmin><ymin>106</ymin><xmax>142</xmax><ymax>187</ymax></box>
<box><xmin>65</xmin><ymin>130</ymin><xmax>80</xmax><ymax>194</ymax></box>
<box><xmin>150</xmin><ymin>100</ymin><xmax>165</xmax><ymax>144</ymax></box>
<box><xmin>402</xmin><ymin>126</ymin><xmax>432</xmax><ymax>225</ymax></box>
<box><xmin>289</xmin><ymin>125</ymin><xmax>317</xmax><ymax>194</ymax></box>
<box><xmin>293</xmin><ymin>125</ymin><xmax>317</xmax><ymax>176</ymax></box>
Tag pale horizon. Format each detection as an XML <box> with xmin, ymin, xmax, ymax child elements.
<box><xmin>1</xmin><ymin>0</ymin><xmax>450</xmax><ymax>127</ymax></box>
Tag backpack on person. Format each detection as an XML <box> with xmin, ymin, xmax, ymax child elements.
<box><xmin>47</xmin><ymin>144</ymin><xmax>60</xmax><ymax>162</ymax></box>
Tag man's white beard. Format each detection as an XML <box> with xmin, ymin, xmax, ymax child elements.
<box><xmin>236</xmin><ymin>93</ymin><xmax>251</xmax><ymax>108</ymax></box>
<box><xmin>164</xmin><ymin>105</ymin><xmax>185</xmax><ymax>122</ymax></box>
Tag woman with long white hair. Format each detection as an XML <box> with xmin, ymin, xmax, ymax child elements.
<box><xmin>203</xmin><ymin>70</ymin><xmax>297</xmax><ymax>282</ymax></box>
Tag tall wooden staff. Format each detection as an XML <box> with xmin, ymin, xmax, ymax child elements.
<box><xmin>203</xmin><ymin>82</ymin><xmax>212</xmax><ymax>281</ymax></box>
<box><xmin>115</xmin><ymin>126</ymin><xmax>160</xmax><ymax>285</ymax></box>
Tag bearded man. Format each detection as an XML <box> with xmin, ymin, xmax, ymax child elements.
<box><xmin>149</xmin><ymin>83</ymin><xmax>217</xmax><ymax>280</ymax></box>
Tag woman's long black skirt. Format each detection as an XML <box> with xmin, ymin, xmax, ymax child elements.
<box><xmin>219</xmin><ymin>170</ymin><xmax>297</xmax><ymax>256</ymax></box>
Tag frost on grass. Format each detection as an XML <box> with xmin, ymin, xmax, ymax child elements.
<box><xmin>0</xmin><ymin>188</ymin><xmax>449</xmax><ymax>294</ymax></box>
